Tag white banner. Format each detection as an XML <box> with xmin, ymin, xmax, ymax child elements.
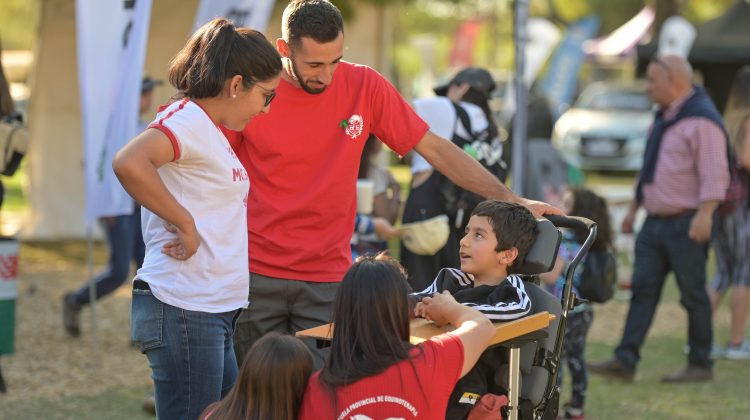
<box><xmin>76</xmin><ymin>0</ymin><xmax>152</xmax><ymax>223</ymax></box>
<box><xmin>193</xmin><ymin>0</ymin><xmax>276</xmax><ymax>33</ymax></box>
<box><xmin>502</xmin><ymin>18</ymin><xmax>561</xmax><ymax>119</ymax></box>
<box><xmin>658</xmin><ymin>16</ymin><xmax>696</xmax><ymax>58</ymax></box>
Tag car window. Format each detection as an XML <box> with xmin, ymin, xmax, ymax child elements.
<box><xmin>577</xmin><ymin>88</ymin><xmax>651</xmax><ymax>111</ymax></box>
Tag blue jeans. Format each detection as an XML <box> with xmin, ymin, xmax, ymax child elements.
<box><xmin>71</xmin><ymin>211</ymin><xmax>145</xmax><ymax>305</ymax></box>
<box><xmin>615</xmin><ymin>213</ymin><xmax>715</xmax><ymax>369</ymax></box>
<box><xmin>131</xmin><ymin>286</ymin><xmax>240</xmax><ymax>420</ymax></box>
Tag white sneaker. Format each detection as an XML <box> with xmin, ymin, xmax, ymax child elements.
<box><xmin>725</xmin><ymin>340</ymin><xmax>750</xmax><ymax>360</ymax></box>
<box><xmin>682</xmin><ymin>343</ymin><xmax>726</xmax><ymax>359</ymax></box>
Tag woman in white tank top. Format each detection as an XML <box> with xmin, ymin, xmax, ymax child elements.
<box><xmin>112</xmin><ymin>18</ymin><xmax>282</xmax><ymax>420</ymax></box>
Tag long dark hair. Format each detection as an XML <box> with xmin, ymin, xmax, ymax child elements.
<box><xmin>460</xmin><ymin>88</ymin><xmax>499</xmax><ymax>141</ymax></box>
<box><xmin>318</xmin><ymin>255</ymin><xmax>415</xmax><ymax>388</ymax></box>
<box><xmin>168</xmin><ymin>18</ymin><xmax>281</xmax><ymax>99</ymax></box>
<box><xmin>207</xmin><ymin>333</ymin><xmax>313</xmax><ymax>420</ymax></box>
<box><xmin>568</xmin><ymin>188</ymin><xmax>613</xmax><ymax>251</ymax></box>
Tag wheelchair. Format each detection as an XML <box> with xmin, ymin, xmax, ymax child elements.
<box><xmin>494</xmin><ymin>215</ymin><xmax>597</xmax><ymax>420</ymax></box>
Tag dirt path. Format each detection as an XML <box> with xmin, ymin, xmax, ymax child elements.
<box><xmin>1</xmin><ymin>241</ymin><xmax>151</xmax><ymax>402</ymax></box>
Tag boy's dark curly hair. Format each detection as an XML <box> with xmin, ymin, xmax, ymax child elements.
<box><xmin>471</xmin><ymin>200</ymin><xmax>537</xmax><ymax>274</ymax></box>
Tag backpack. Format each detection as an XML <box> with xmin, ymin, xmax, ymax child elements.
<box><xmin>437</xmin><ymin>102</ymin><xmax>507</xmax><ymax>230</ymax></box>
<box><xmin>0</xmin><ymin>112</ymin><xmax>28</xmax><ymax>177</ymax></box>
<box><xmin>577</xmin><ymin>249</ymin><xmax>617</xmax><ymax>303</ymax></box>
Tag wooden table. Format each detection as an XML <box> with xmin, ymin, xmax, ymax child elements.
<box><xmin>297</xmin><ymin>311</ymin><xmax>555</xmax><ymax>420</ymax></box>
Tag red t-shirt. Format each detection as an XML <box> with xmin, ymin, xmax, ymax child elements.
<box><xmin>298</xmin><ymin>334</ymin><xmax>464</xmax><ymax>419</ymax></box>
<box><xmin>224</xmin><ymin>62</ymin><xmax>428</xmax><ymax>281</ymax></box>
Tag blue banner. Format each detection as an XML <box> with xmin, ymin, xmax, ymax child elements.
<box><xmin>539</xmin><ymin>16</ymin><xmax>601</xmax><ymax>120</ymax></box>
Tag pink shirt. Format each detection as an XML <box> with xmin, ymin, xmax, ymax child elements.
<box><xmin>640</xmin><ymin>91</ymin><xmax>729</xmax><ymax>215</ymax></box>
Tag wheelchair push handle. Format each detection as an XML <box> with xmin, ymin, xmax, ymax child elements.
<box><xmin>544</xmin><ymin>214</ymin><xmax>598</xmax><ymax>312</ymax></box>
<box><xmin>544</xmin><ymin>214</ymin><xmax>597</xmax><ymax>232</ymax></box>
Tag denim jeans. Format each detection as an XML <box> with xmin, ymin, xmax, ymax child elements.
<box><xmin>71</xmin><ymin>211</ymin><xmax>145</xmax><ymax>305</ymax></box>
<box><xmin>131</xmin><ymin>286</ymin><xmax>240</xmax><ymax>420</ymax></box>
<box><xmin>615</xmin><ymin>213</ymin><xmax>715</xmax><ymax>369</ymax></box>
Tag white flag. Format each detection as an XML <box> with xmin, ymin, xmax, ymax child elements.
<box><xmin>193</xmin><ymin>0</ymin><xmax>276</xmax><ymax>33</ymax></box>
<box><xmin>76</xmin><ymin>0</ymin><xmax>152</xmax><ymax>223</ymax></box>
<box><xmin>658</xmin><ymin>16</ymin><xmax>696</xmax><ymax>58</ymax></box>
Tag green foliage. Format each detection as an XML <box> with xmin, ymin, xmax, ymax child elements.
<box><xmin>683</xmin><ymin>0</ymin><xmax>737</xmax><ymax>22</ymax></box>
<box><xmin>332</xmin><ymin>0</ymin><xmax>410</xmax><ymax>20</ymax></box>
<box><xmin>0</xmin><ymin>0</ymin><xmax>39</xmax><ymax>50</ymax></box>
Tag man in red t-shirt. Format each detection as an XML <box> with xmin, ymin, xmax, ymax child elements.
<box><xmin>225</xmin><ymin>0</ymin><xmax>561</xmax><ymax>366</ymax></box>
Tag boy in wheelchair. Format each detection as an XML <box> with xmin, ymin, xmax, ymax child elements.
<box><xmin>412</xmin><ymin>200</ymin><xmax>538</xmax><ymax>419</ymax></box>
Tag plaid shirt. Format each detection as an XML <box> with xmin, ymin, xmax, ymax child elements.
<box><xmin>640</xmin><ymin>90</ymin><xmax>730</xmax><ymax>215</ymax></box>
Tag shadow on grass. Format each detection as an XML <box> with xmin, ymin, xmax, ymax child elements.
<box><xmin>584</xmin><ymin>334</ymin><xmax>750</xmax><ymax>419</ymax></box>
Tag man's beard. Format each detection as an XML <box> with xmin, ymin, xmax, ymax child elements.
<box><xmin>289</xmin><ymin>58</ymin><xmax>327</xmax><ymax>95</ymax></box>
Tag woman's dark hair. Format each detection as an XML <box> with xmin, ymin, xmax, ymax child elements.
<box><xmin>319</xmin><ymin>254</ymin><xmax>415</xmax><ymax>388</ymax></box>
<box><xmin>168</xmin><ymin>18</ymin><xmax>281</xmax><ymax>99</ymax></box>
<box><xmin>206</xmin><ymin>332</ymin><xmax>313</xmax><ymax>420</ymax></box>
<box><xmin>471</xmin><ymin>201</ymin><xmax>536</xmax><ymax>274</ymax></box>
<box><xmin>459</xmin><ymin>87</ymin><xmax>499</xmax><ymax>141</ymax></box>
<box><xmin>282</xmin><ymin>0</ymin><xmax>344</xmax><ymax>48</ymax></box>
<box><xmin>568</xmin><ymin>188</ymin><xmax>612</xmax><ymax>251</ymax></box>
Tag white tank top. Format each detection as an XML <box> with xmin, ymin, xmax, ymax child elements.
<box><xmin>135</xmin><ymin>99</ymin><xmax>250</xmax><ymax>313</ymax></box>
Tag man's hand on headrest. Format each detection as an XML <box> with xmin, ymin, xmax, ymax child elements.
<box><xmin>520</xmin><ymin>198</ymin><xmax>565</xmax><ymax>219</ymax></box>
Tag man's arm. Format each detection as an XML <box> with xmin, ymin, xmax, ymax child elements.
<box><xmin>689</xmin><ymin>119</ymin><xmax>730</xmax><ymax>243</ymax></box>
<box><xmin>621</xmin><ymin>199</ymin><xmax>640</xmax><ymax>234</ymax></box>
<box><xmin>414</xmin><ymin>131</ymin><xmax>563</xmax><ymax>218</ymax></box>
<box><xmin>689</xmin><ymin>200</ymin><xmax>720</xmax><ymax>243</ymax></box>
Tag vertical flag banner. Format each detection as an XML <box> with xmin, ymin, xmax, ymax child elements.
<box><xmin>193</xmin><ymin>0</ymin><xmax>276</xmax><ymax>32</ymax></box>
<box><xmin>539</xmin><ymin>16</ymin><xmax>600</xmax><ymax>119</ymax></box>
<box><xmin>502</xmin><ymin>18</ymin><xmax>561</xmax><ymax>119</ymax></box>
<box><xmin>448</xmin><ymin>19</ymin><xmax>483</xmax><ymax>68</ymax></box>
<box><xmin>658</xmin><ymin>16</ymin><xmax>695</xmax><ymax>58</ymax></box>
<box><xmin>76</xmin><ymin>0</ymin><xmax>152</xmax><ymax>223</ymax></box>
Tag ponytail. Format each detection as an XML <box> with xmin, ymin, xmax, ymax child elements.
<box><xmin>168</xmin><ymin>18</ymin><xmax>281</xmax><ymax>99</ymax></box>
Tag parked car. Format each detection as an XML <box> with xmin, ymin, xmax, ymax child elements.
<box><xmin>551</xmin><ymin>81</ymin><xmax>653</xmax><ymax>171</ymax></box>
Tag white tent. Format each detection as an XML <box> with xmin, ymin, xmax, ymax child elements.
<box><xmin>583</xmin><ymin>6</ymin><xmax>654</xmax><ymax>60</ymax></box>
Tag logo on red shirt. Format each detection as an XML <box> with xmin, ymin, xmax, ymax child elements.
<box><xmin>339</xmin><ymin>114</ymin><xmax>364</xmax><ymax>139</ymax></box>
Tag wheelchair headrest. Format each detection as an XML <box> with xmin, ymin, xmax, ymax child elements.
<box><xmin>516</xmin><ymin>218</ymin><xmax>561</xmax><ymax>275</ymax></box>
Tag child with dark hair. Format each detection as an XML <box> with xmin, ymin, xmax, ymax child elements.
<box><xmin>412</xmin><ymin>200</ymin><xmax>536</xmax><ymax>419</ymax></box>
<box><xmin>540</xmin><ymin>188</ymin><xmax>613</xmax><ymax>420</ymax></box>
<box><xmin>201</xmin><ymin>332</ymin><xmax>313</xmax><ymax>420</ymax></box>
<box><xmin>299</xmin><ymin>254</ymin><xmax>495</xmax><ymax>419</ymax></box>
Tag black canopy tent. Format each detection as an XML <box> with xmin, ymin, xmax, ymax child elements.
<box><xmin>637</xmin><ymin>0</ymin><xmax>750</xmax><ymax>113</ymax></box>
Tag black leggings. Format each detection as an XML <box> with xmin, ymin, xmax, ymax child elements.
<box><xmin>557</xmin><ymin>309</ymin><xmax>593</xmax><ymax>409</ymax></box>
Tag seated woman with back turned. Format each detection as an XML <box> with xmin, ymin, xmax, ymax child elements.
<box><xmin>299</xmin><ymin>254</ymin><xmax>495</xmax><ymax>419</ymax></box>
